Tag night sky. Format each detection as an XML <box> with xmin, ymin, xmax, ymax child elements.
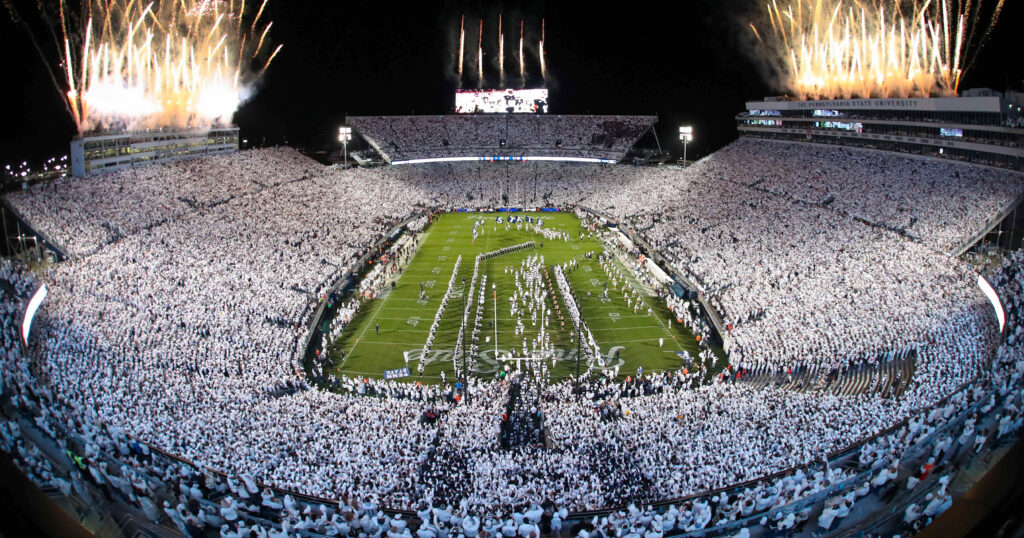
<box><xmin>1</xmin><ymin>0</ymin><xmax>1022</xmax><ymax>166</ymax></box>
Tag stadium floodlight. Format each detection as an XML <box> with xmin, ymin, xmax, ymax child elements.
<box><xmin>338</xmin><ymin>126</ymin><xmax>353</xmax><ymax>167</ymax></box>
<box><xmin>679</xmin><ymin>126</ymin><xmax>694</xmax><ymax>164</ymax></box>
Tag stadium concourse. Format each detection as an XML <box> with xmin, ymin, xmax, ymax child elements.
<box><xmin>1</xmin><ymin>133</ymin><xmax>1024</xmax><ymax>537</ymax></box>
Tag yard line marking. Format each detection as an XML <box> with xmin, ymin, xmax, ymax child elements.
<box><xmin>374</xmin><ymin>316</ymin><xmax>527</xmax><ymax>321</ymax></box>
<box><xmin>595</xmin><ymin>338</ymin><xmax>668</xmax><ymax>344</ymax></box>
<box><xmin>589</xmin><ymin>325</ymin><xmax>667</xmax><ymax>331</ymax></box>
<box><xmin>341</xmin><ymin>289</ymin><xmax>396</xmax><ymax>363</ymax></box>
<box><xmin>610</xmin><ymin>255</ymin><xmax>687</xmax><ymax>352</ymax></box>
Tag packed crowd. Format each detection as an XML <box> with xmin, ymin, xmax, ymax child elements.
<box><xmin>347</xmin><ymin>115</ymin><xmax>656</xmax><ymax>162</ymax></box>
<box><xmin>6</xmin><ymin>148</ymin><xmax>322</xmax><ymax>257</ymax></box>
<box><xmin>586</xmin><ymin>142</ymin><xmax>1007</xmax><ymax>400</ymax></box>
<box><xmin>714</xmin><ymin>139</ymin><xmax>1024</xmax><ymax>252</ymax></box>
<box><xmin>0</xmin><ymin>139</ymin><xmax>1021</xmax><ymax>536</ymax></box>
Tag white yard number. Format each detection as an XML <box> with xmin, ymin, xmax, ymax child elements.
<box><xmin>431</xmin><ymin>267</ymin><xmax>442</xmax><ymax>274</ymax></box>
<box><xmin>438</xmin><ymin>256</ymin><xmax>447</xmax><ymax>261</ymax></box>
<box><xmin>608</xmin><ymin>312</ymin><xmax>621</xmax><ymax>323</ymax></box>
<box><xmin>423</xmin><ymin>280</ymin><xmax>436</xmax><ymax>289</ymax></box>
<box><xmin>407</xmin><ymin>316</ymin><xmax>421</xmax><ymax>327</ymax></box>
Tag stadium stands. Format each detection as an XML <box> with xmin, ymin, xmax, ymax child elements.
<box><xmin>348</xmin><ymin>115</ymin><xmax>656</xmax><ymax>162</ymax></box>
<box><xmin>1</xmin><ymin>136</ymin><xmax>1023</xmax><ymax>536</ymax></box>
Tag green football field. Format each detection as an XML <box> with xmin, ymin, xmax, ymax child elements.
<box><xmin>325</xmin><ymin>211</ymin><xmax>718</xmax><ymax>383</ymax></box>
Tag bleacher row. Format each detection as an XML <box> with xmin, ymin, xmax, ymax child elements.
<box><xmin>347</xmin><ymin>115</ymin><xmax>657</xmax><ymax>162</ymax></box>
<box><xmin>738</xmin><ymin>355</ymin><xmax>916</xmax><ymax>398</ymax></box>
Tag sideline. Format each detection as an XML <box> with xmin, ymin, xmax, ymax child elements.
<box><xmin>338</xmin><ymin>288</ymin><xmax>396</xmax><ymax>368</ymax></box>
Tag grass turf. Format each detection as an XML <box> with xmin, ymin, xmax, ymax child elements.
<box><xmin>325</xmin><ymin>211</ymin><xmax>713</xmax><ymax>383</ymax></box>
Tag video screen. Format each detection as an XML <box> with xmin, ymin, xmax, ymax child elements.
<box><xmin>815</xmin><ymin>120</ymin><xmax>864</xmax><ymax>133</ymax></box>
<box><xmin>456</xmin><ymin>89</ymin><xmax>548</xmax><ymax>114</ymax></box>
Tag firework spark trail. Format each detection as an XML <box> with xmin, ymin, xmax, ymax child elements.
<box><xmin>9</xmin><ymin>0</ymin><xmax>282</xmax><ymax>132</ymax></box>
<box><xmin>499</xmin><ymin>13</ymin><xmax>504</xmax><ymax>84</ymax></box>
<box><xmin>519</xmin><ymin>20</ymin><xmax>525</xmax><ymax>79</ymax></box>
<box><xmin>458</xmin><ymin>14</ymin><xmax>465</xmax><ymax>86</ymax></box>
<box><xmin>261</xmin><ymin>44</ymin><xmax>283</xmax><ymax>74</ymax></box>
<box><xmin>477</xmin><ymin>18</ymin><xmax>483</xmax><ymax>83</ymax></box>
<box><xmin>539</xmin><ymin>18</ymin><xmax>546</xmax><ymax>80</ymax></box>
<box><xmin>752</xmin><ymin>0</ymin><xmax>1005</xmax><ymax>99</ymax></box>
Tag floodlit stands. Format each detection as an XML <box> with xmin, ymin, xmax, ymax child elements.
<box><xmin>348</xmin><ymin>114</ymin><xmax>656</xmax><ymax>163</ymax></box>
<box><xmin>1</xmin><ymin>140</ymin><xmax>1023</xmax><ymax>537</ymax></box>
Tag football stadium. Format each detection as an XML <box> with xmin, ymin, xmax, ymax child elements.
<box><xmin>1</xmin><ymin>1</ymin><xmax>1024</xmax><ymax>537</ymax></box>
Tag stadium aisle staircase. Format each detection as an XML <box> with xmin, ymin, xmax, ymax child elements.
<box><xmin>500</xmin><ymin>377</ymin><xmax>547</xmax><ymax>450</ymax></box>
<box><xmin>737</xmin><ymin>353</ymin><xmax>915</xmax><ymax>398</ymax></box>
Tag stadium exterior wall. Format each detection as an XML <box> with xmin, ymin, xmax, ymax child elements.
<box><xmin>70</xmin><ymin>127</ymin><xmax>239</xmax><ymax>177</ymax></box>
<box><xmin>746</xmin><ymin>95</ymin><xmax>1004</xmax><ymax>113</ymax></box>
<box><xmin>738</xmin><ymin>95</ymin><xmax>1024</xmax><ymax>171</ymax></box>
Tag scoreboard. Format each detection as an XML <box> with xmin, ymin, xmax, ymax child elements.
<box><xmin>456</xmin><ymin>89</ymin><xmax>548</xmax><ymax>114</ymax></box>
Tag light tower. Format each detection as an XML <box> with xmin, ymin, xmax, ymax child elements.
<box><xmin>338</xmin><ymin>126</ymin><xmax>353</xmax><ymax>167</ymax></box>
<box><xmin>679</xmin><ymin>126</ymin><xmax>693</xmax><ymax>165</ymax></box>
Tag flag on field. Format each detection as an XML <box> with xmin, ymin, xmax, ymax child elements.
<box><xmin>384</xmin><ymin>366</ymin><xmax>411</xmax><ymax>379</ymax></box>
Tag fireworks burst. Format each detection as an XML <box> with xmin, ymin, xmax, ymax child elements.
<box><xmin>454</xmin><ymin>13</ymin><xmax>546</xmax><ymax>88</ymax></box>
<box><xmin>457</xmin><ymin>14</ymin><xmax>465</xmax><ymax>84</ymax></box>
<box><xmin>751</xmin><ymin>0</ymin><xmax>1005</xmax><ymax>99</ymax></box>
<box><xmin>539</xmin><ymin>18</ymin><xmax>546</xmax><ymax>80</ymax></box>
<box><xmin>498</xmin><ymin>13</ymin><xmax>504</xmax><ymax>84</ymax></box>
<box><xmin>8</xmin><ymin>0</ymin><xmax>282</xmax><ymax>132</ymax></box>
<box><xmin>519</xmin><ymin>19</ymin><xmax>525</xmax><ymax>79</ymax></box>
